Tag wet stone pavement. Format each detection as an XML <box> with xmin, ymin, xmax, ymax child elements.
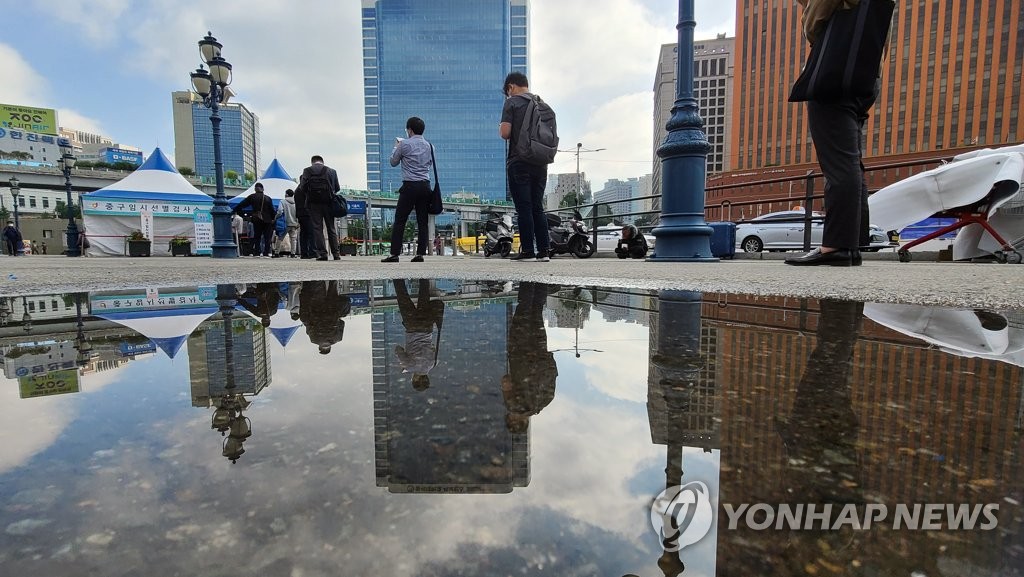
<box><xmin>0</xmin><ymin>279</ymin><xmax>1021</xmax><ymax>576</ymax></box>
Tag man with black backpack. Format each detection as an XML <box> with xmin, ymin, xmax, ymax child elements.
<box><xmin>500</xmin><ymin>72</ymin><xmax>558</xmax><ymax>262</ymax></box>
<box><xmin>296</xmin><ymin>154</ymin><xmax>342</xmax><ymax>261</ymax></box>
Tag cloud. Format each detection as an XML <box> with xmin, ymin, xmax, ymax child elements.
<box><xmin>0</xmin><ymin>43</ymin><xmax>50</xmax><ymax>104</ymax></box>
<box><xmin>35</xmin><ymin>0</ymin><xmax>132</xmax><ymax>45</ymax></box>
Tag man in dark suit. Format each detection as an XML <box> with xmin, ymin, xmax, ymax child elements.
<box><xmin>296</xmin><ymin>155</ymin><xmax>341</xmax><ymax>261</ymax></box>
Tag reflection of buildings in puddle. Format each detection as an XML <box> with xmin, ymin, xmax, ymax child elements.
<box><xmin>371</xmin><ymin>279</ymin><xmax>530</xmax><ymax>493</ymax></box>
<box><xmin>0</xmin><ymin>295</ymin><xmax>94</xmax><ymax>399</ymax></box>
<box><xmin>189</xmin><ymin>285</ymin><xmax>271</xmax><ymax>463</ymax></box>
<box><xmin>700</xmin><ymin>294</ymin><xmax>1024</xmax><ymax>574</ymax></box>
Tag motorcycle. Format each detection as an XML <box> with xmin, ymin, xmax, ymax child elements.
<box><xmin>482</xmin><ymin>213</ymin><xmax>514</xmax><ymax>258</ymax></box>
<box><xmin>547</xmin><ymin>210</ymin><xmax>595</xmax><ymax>258</ymax></box>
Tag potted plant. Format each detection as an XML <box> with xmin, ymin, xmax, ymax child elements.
<box><xmin>126</xmin><ymin>230</ymin><xmax>151</xmax><ymax>257</ymax></box>
<box><xmin>169</xmin><ymin>235</ymin><xmax>192</xmax><ymax>257</ymax></box>
<box><xmin>340</xmin><ymin>237</ymin><xmax>359</xmax><ymax>256</ymax></box>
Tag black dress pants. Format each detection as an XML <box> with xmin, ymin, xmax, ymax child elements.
<box><xmin>806</xmin><ymin>92</ymin><xmax>876</xmax><ymax>250</ymax></box>
<box><xmin>390</xmin><ymin>181</ymin><xmax>431</xmax><ymax>256</ymax></box>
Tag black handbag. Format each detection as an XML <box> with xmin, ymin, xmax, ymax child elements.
<box><xmin>789</xmin><ymin>0</ymin><xmax>895</xmax><ymax>102</ymax></box>
<box><xmin>331</xmin><ymin>193</ymin><xmax>348</xmax><ymax>218</ymax></box>
<box><xmin>428</xmin><ymin>144</ymin><xmax>443</xmax><ymax>215</ymax></box>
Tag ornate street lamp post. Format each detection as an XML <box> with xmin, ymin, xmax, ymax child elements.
<box><xmin>650</xmin><ymin>1</ymin><xmax>717</xmax><ymax>262</ymax></box>
<box><xmin>190</xmin><ymin>32</ymin><xmax>238</xmax><ymax>258</ymax></box>
<box><xmin>59</xmin><ymin>143</ymin><xmax>81</xmax><ymax>257</ymax></box>
<box><xmin>9</xmin><ymin>176</ymin><xmax>21</xmax><ymax>232</ymax></box>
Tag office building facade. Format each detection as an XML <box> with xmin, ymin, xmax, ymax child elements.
<box><xmin>594</xmin><ymin>177</ymin><xmax>642</xmax><ymax>223</ymax></box>
<box><xmin>172</xmin><ymin>91</ymin><xmax>261</xmax><ymax>179</ymax></box>
<box><xmin>544</xmin><ymin>172</ymin><xmax>592</xmax><ymax>211</ymax></box>
<box><xmin>731</xmin><ymin>0</ymin><xmax>1023</xmax><ymax>172</ymax></box>
<box><xmin>653</xmin><ymin>36</ymin><xmax>734</xmax><ymax>201</ymax></box>
<box><xmin>361</xmin><ymin>0</ymin><xmax>528</xmax><ymax>201</ymax></box>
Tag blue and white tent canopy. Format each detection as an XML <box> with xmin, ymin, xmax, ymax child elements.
<box><xmin>94</xmin><ymin>307</ymin><xmax>220</xmax><ymax>359</ymax></box>
<box><xmin>229</xmin><ymin>159</ymin><xmax>296</xmax><ymax>209</ymax></box>
<box><xmin>85</xmin><ymin>147</ymin><xmax>212</xmax><ymax>204</ymax></box>
<box><xmin>81</xmin><ymin>147</ymin><xmax>215</xmax><ymax>257</ymax></box>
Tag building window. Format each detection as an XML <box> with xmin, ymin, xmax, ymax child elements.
<box><xmin>18</xmin><ymin>197</ymin><xmax>25</xmax><ymax>207</ymax></box>
<box><xmin>29</xmin><ymin>197</ymin><xmax>37</xmax><ymax>208</ymax></box>
<box><xmin>42</xmin><ymin>198</ymin><xmax>49</xmax><ymax>209</ymax></box>
<box><xmin>42</xmin><ymin>230</ymin><xmax>53</xmax><ymax>238</ymax></box>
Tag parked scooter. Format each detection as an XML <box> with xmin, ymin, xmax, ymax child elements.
<box><xmin>547</xmin><ymin>210</ymin><xmax>595</xmax><ymax>258</ymax></box>
<box><xmin>482</xmin><ymin>213</ymin><xmax>514</xmax><ymax>258</ymax></box>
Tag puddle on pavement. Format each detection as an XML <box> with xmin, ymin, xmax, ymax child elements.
<box><xmin>0</xmin><ymin>281</ymin><xmax>1021</xmax><ymax>575</ymax></box>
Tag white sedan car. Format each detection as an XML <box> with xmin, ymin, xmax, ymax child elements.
<box><xmin>735</xmin><ymin>210</ymin><xmax>894</xmax><ymax>253</ymax></box>
<box><xmin>594</xmin><ymin>225</ymin><xmax>656</xmax><ymax>252</ymax></box>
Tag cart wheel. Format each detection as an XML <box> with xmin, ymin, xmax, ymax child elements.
<box><xmin>1006</xmin><ymin>251</ymin><xmax>1023</xmax><ymax>265</ymax></box>
<box><xmin>994</xmin><ymin>251</ymin><xmax>1008</xmax><ymax>264</ymax></box>
<box><xmin>897</xmin><ymin>250</ymin><xmax>912</xmax><ymax>263</ymax></box>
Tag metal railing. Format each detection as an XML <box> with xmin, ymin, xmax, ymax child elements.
<box><xmin>538</xmin><ymin>154</ymin><xmax>952</xmax><ymax>253</ymax></box>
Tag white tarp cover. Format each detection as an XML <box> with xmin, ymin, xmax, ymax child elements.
<box><xmin>865</xmin><ymin>303</ymin><xmax>1024</xmax><ymax>368</ymax></box>
<box><xmin>81</xmin><ymin>147</ymin><xmax>213</xmax><ymax>257</ymax></box>
<box><xmin>868</xmin><ymin>143</ymin><xmax>1024</xmax><ymax>260</ymax></box>
<box><xmin>94</xmin><ymin>308</ymin><xmax>220</xmax><ymax>359</ymax></box>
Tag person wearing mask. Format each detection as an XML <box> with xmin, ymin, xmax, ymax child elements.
<box><xmin>233</xmin><ymin>182</ymin><xmax>277</xmax><ymax>257</ymax></box>
<box><xmin>382</xmin><ymin>117</ymin><xmax>434</xmax><ymax>263</ymax></box>
<box><xmin>499</xmin><ymin>72</ymin><xmax>552</xmax><ymax>262</ymax></box>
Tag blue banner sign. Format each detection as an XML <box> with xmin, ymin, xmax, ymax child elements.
<box><xmin>346</xmin><ymin>200</ymin><xmax>367</xmax><ymax>216</ymax></box>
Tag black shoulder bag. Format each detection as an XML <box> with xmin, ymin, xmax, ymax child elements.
<box><xmin>428</xmin><ymin>144</ymin><xmax>443</xmax><ymax>215</ymax></box>
<box><xmin>789</xmin><ymin>0</ymin><xmax>895</xmax><ymax>102</ymax></box>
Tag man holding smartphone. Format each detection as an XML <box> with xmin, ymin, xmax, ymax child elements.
<box><xmin>382</xmin><ymin>116</ymin><xmax>434</xmax><ymax>263</ymax></box>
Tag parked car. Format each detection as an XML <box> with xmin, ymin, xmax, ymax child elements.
<box><xmin>594</xmin><ymin>225</ymin><xmax>656</xmax><ymax>252</ymax></box>
<box><xmin>735</xmin><ymin>210</ymin><xmax>894</xmax><ymax>253</ymax></box>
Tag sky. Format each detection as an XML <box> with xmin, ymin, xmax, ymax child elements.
<box><xmin>0</xmin><ymin>0</ymin><xmax>735</xmax><ymax>193</ymax></box>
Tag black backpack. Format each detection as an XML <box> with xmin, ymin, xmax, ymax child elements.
<box><xmin>514</xmin><ymin>94</ymin><xmax>559</xmax><ymax>165</ymax></box>
<box><xmin>304</xmin><ymin>167</ymin><xmax>333</xmax><ymax>203</ymax></box>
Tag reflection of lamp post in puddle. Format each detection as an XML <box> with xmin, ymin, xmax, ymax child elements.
<box><xmin>211</xmin><ymin>284</ymin><xmax>253</xmax><ymax>463</ymax></box>
<box><xmin>74</xmin><ymin>293</ymin><xmax>92</xmax><ymax>367</ymax></box>
<box><xmin>0</xmin><ymin>297</ymin><xmax>12</xmax><ymax>326</ymax></box>
<box><xmin>627</xmin><ymin>289</ymin><xmax>720</xmax><ymax>577</ymax></box>
<box><xmin>21</xmin><ymin>296</ymin><xmax>32</xmax><ymax>334</ymax></box>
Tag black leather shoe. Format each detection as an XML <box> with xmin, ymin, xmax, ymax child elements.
<box><xmin>510</xmin><ymin>252</ymin><xmax>536</xmax><ymax>261</ymax></box>
<box><xmin>784</xmin><ymin>248</ymin><xmax>853</xmax><ymax>266</ymax></box>
<box><xmin>333</xmin><ymin>255</ymin><xmax>341</xmax><ymax>260</ymax></box>
<box><xmin>316</xmin><ymin>256</ymin><xmax>328</xmax><ymax>261</ymax></box>
<box><xmin>852</xmin><ymin>249</ymin><xmax>862</xmax><ymax>266</ymax></box>
<box><xmin>411</xmin><ymin>255</ymin><xmax>424</xmax><ymax>262</ymax></box>
<box><xmin>381</xmin><ymin>255</ymin><xmax>399</xmax><ymax>263</ymax></box>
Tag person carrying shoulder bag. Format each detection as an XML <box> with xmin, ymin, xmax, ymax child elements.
<box><xmin>233</xmin><ymin>182</ymin><xmax>277</xmax><ymax>257</ymax></box>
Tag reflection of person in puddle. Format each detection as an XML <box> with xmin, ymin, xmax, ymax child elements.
<box><xmin>393</xmin><ymin>279</ymin><xmax>445</xmax><ymax>390</ymax></box>
<box><xmin>503</xmin><ymin>282</ymin><xmax>558</xmax><ymax>432</ymax></box>
<box><xmin>777</xmin><ymin>299</ymin><xmax>863</xmax><ymax>502</ymax></box>
<box><xmin>299</xmin><ymin>280</ymin><xmax>351</xmax><ymax>354</ymax></box>
<box><xmin>773</xmin><ymin>299</ymin><xmax>864</xmax><ymax>575</ymax></box>
<box><xmin>238</xmin><ymin>282</ymin><xmax>283</xmax><ymax>327</ymax></box>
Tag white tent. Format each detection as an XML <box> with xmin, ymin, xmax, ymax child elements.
<box><xmin>81</xmin><ymin>148</ymin><xmax>214</xmax><ymax>257</ymax></box>
<box><xmin>90</xmin><ymin>287</ymin><xmax>221</xmax><ymax>359</ymax></box>
<box><xmin>229</xmin><ymin>159</ymin><xmax>295</xmax><ymax>208</ymax></box>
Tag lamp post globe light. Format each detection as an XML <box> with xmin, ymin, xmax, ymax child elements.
<box><xmin>9</xmin><ymin>176</ymin><xmax>20</xmax><ymax>232</ymax></box>
<box><xmin>190</xmin><ymin>32</ymin><xmax>237</xmax><ymax>258</ymax></box>
<box><xmin>59</xmin><ymin>143</ymin><xmax>82</xmax><ymax>257</ymax></box>
<box><xmin>649</xmin><ymin>0</ymin><xmax>716</xmax><ymax>262</ymax></box>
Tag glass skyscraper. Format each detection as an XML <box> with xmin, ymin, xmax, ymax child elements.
<box><xmin>171</xmin><ymin>91</ymin><xmax>261</xmax><ymax>180</ymax></box>
<box><xmin>361</xmin><ymin>0</ymin><xmax>528</xmax><ymax>202</ymax></box>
